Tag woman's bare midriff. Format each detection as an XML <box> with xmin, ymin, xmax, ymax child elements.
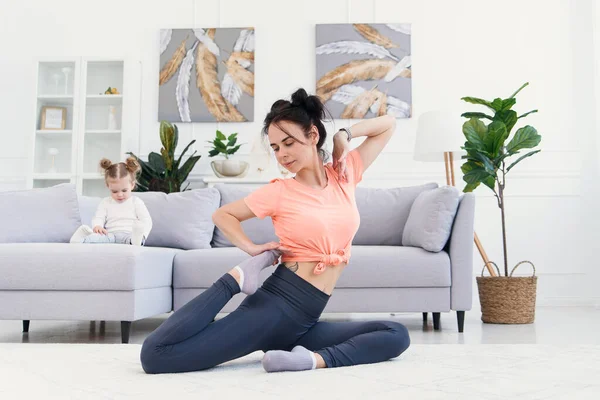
<box><xmin>282</xmin><ymin>261</ymin><xmax>348</xmax><ymax>295</ymax></box>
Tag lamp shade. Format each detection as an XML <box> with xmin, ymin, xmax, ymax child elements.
<box><xmin>414</xmin><ymin>109</ymin><xmax>467</xmax><ymax>162</ymax></box>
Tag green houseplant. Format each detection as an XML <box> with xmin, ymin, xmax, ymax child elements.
<box><xmin>460</xmin><ymin>82</ymin><xmax>542</xmax><ymax>324</ymax></box>
<box><xmin>207</xmin><ymin>130</ymin><xmax>249</xmax><ymax>177</ymax></box>
<box><xmin>127</xmin><ymin>120</ymin><xmax>201</xmax><ymax>193</ymax></box>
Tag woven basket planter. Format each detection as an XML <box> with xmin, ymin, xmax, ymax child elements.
<box><xmin>476</xmin><ymin>261</ymin><xmax>537</xmax><ymax>324</ymax></box>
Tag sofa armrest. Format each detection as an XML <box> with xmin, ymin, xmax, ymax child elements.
<box><xmin>447</xmin><ymin>192</ymin><xmax>475</xmax><ymax>311</ymax></box>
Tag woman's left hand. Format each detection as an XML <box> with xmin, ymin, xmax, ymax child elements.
<box><xmin>332</xmin><ymin>131</ymin><xmax>351</xmax><ymax>182</ymax></box>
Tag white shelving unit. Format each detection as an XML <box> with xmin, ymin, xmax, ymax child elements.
<box><xmin>30</xmin><ymin>60</ymin><xmax>79</xmax><ymax>189</ymax></box>
<box><xmin>29</xmin><ymin>58</ymin><xmax>141</xmax><ymax>196</ymax></box>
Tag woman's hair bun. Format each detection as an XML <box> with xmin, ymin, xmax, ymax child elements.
<box><xmin>290</xmin><ymin>88</ymin><xmax>324</xmax><ymax>120</ymax></box>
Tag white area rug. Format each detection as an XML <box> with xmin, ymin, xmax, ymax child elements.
<box><xmin>0</xmin><ymin>344</ymin><xmax>598</xmax><ymax>400</ymax></box>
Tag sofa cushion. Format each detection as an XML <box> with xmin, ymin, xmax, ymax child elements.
<box><xmin>78</xmin><ymin>195</ymin><xmax>101</xmax><ymax>227</ymax></box>
<box><xmin>352</xmin><ymin>182</ymin><xmax>439</xmax><ymax>245</ymax></box>
<box><xmin>402</xmin><ymin>185</ymin><xmax>461</xmax><ymax>252</ymax></box>
<box><xmin>339</xmin><ymin>245</ymin><xmax>451</xmax><ymax>287</ymax></box>
<box><xmin>0</xmin><ymin>243</ymin><xmax>179</xmax><ymax>290</ymax></box>
<box><xmin>211</xmin><ymin>184</ymin><xmax>278</xmax><ymax>247</ymax></box>
<box><xmin>135</xmin><ymin>188</ymin><xmax>221</xmax><ymax>250</ymax></box>
<box><xmin>0</xmin><ymin>183</ymin><xmax>81</xmax><ymax>244</ymax></box>
<box><xmin>172</xmin><ymin>245</ymin><xmax>450</xmax><ymax>289</ymax></box>
<box><xmin>79</xmin><ymin>189</ymin><xmax>221</xmax><ymax>250</ymax></box>
<box><xmin>173</xmin><ymin>247</ymin><xmax>268</xmax><ymax>288</ymax></box>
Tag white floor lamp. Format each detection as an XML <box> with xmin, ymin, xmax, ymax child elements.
<box><xmin>414</xmin><ymin>109</ymin><xmax>496</xmax><ymax>277</ymax></box>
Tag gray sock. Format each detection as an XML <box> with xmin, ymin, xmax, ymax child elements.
<box><xmin>262</xmin><ymin>345</ymin><xmax>317</xmax><ymax>373</ymax></box>
<box><xmin>234</xmin><ymin>249</ymin><xmax>281</xmax><ymax>295</ymax></box>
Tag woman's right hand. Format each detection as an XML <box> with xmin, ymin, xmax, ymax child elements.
<box><xmin>93</xmin><ymin>226</ymin><xmax>107</xmax><ymax>235</ymax></box>
<box><xmin>247</xmin><ymin>242</ymin><xmax>294</xmax><ymax>265</ymax></box>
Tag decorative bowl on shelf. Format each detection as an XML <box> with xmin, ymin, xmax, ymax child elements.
<box><xmin>210</xmin><ymin>160</ymin><xmax>249</xmax><ymax>178</ymax></box>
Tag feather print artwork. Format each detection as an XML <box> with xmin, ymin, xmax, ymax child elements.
<box><xmin>222</xmin><ymin>28</ymin><xmax>256</xmax><ymax>104</ymax></box>
<box><xmin>195</xmin><ymin>29</ymin><xmax>232</xmax><ymax>121</ymax></box>
<box><xmin>316</xmin><ymin>59</ymin><xmax>397</xmax><ymax>102</ymax></box>
<box><xmin>386</xmin><ymin>24</ymin><xmax>411</xmax><ymax>35</ymax></box>
<box><xmin>160</xmin><ymin>29</ymin><xmax>172</xmax><ymax>55</ymax></box>
<box><xmin>226</xmin><ymin>57</ymin><xmax>254</xmax><ymax>96</ymax></box>
<box><xmin>316</xmin><ymin>41</ymin><xmax>398</xmax><ymax>61</ymax></box>
<box><xmin>353</xmin><ymin>24</ymin><xmax>398</xmax><ymax>49</ymax></box>
<box><xmin>229</xmin><ymin>51</ymin><xmax>254</xmax><ymax>68</ymax></box>
<box><xmin>376</xmin><ymin>92</ymin><xmax>388</xmax><ymax>116</ymax></box>
<box><xmin>175</xmin><ymin>41</ymin><xmax>199</xmax><ymax>122</ymax></box>
<box><xmin>340</xmin><ymin>87</ymin><xmax>381</xmax><ymax>119</ymax></box>
<box><xmin>331</xmin><ymin>84</ymin><xmax>366</xmax><ymax>105</ymax></box>
<box><xmin>159</xmin><ymin>37</ymin><xmax>187</xmax><ymax>86</ymax></box>
<box><xmin>233</xmin><ymin>28</ymin><xmax>255</xmax><ymax>52</ymax></box>
<box><xmin>368</xmin><ymin>89</ymin><xmax>388</xmax><ymax>116</ymax></box>
<box><xmin>316</xmin><ymin>23</ymin><xmax>411</xmax><ymax>119</ymax></box>
<box><xmin>158</xmin><ymin>27</ymin><xmax>254</xmax><ymax>122</ymax></box>
<box><xmin>221</xmin><ymin>73</ymin><xmax>243</xmax><ymax>105</ymax></box>
<box><xmin>386</xmin><ymin>95</ymin><xmax>411</xmax><ymax>118</ymax></box>
<box><xmin>193</xmin><ymin>28</ymin><xmax>220</xmax><ymax>57</ymax></box>
<box><xmin>195</xmin><ymin>29</ymin><xmax>246</xmax><ymax>122</ymax></box>
<box><xmin>383</xmin><ymin>55</ymin><xmax>411</xmax><ymax>82</ymax></box>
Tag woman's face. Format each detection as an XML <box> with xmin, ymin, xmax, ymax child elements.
<box><xmin>268</xmin><ymin>120</ymin><xmax>318</xmax><ymax>173</ymax></box>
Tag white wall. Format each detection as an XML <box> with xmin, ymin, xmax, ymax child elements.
<box><xmin>0</xmin><ymin>0</ymin><xmax>598</xmax><ymax>307</ymax></box>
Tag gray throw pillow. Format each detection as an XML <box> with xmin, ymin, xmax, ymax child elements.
<box><xmin>134</xmin><ymin>188</ymin><xmax>221</xmax><ymax>250</ymax></box>
<box><xmin>402</xmin><ymin>185</ymin><xmax>461</xmax><ymax>252</ymax></box>
<box><xmin>78</xmin><ymin>195</ymin><xmax>102</xmax><ymax>227</ymax></box>
<box><xmin>211</xmin><ymin>184</ymin><xmax>278</xmax><ymax>247</ymax></box>
<box><xmin>0</xmin><ymin>183</ymin><xmax>81</xmax><ymax>243</ymax></box>
<box><xmin>353</xmin><ymin>183</ymin><xmax>439</xmax><ymax>245</ymax></box>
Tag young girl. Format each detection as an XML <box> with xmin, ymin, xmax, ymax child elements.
<box><xmin>70</xmin><ymin>157</ymin><xmax>152</xmax><ymax>246</ymax></box>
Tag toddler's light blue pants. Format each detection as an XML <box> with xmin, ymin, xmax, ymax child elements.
<box><xmin>83</xmin><ymin>231</ymin><xmax>134</xmax><ymax>244</ymax></box>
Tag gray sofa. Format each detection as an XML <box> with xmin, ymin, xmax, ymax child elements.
<box><xmin>0</xmin><ymin>182</ymin><xmax>475</xmax><ymax>343</ymax></box>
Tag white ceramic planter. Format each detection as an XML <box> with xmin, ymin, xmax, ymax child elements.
<box><xmin>210</xmin><ymin>159</ymin><xmax>250</xmax><ymax>178</ymax></box>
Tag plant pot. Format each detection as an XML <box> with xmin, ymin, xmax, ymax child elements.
<box><xmin>210</xmin><ymin>160</ymin><xmax>249</xmax><ymax>178</ymax></box>
<box><xmin>476</xmin><ymin>261</ymin><xmax>537</xmax><ymax>324</ymax></box>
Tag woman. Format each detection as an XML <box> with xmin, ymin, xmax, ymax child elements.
<box><xmin>140</xmin><ymin>88</ymin><xmax>410</xmax><ymax>374</ymax></box>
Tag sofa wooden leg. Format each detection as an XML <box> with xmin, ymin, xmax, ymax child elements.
<box><xmin>457</xmin><ymin>311</ymin><xmax>465</xmax><ymax>333</ymax></box>
<box><xmin>121</xmin><ymin>321</ymin><xmax>131</xmax><ymax>344</ymax></box>
<box><xmin>422</xmin><ymin>312</ymin><xmax>428</xmax><ymax>323</ymax></box>
<box><xmin>23</xmin><ymin>320</ymin><xmax>30</xmax><ymax>333</ymax></box>
<box><xmin>432</xmin><ymin>312</ymin><xmax>441</xmax><ymax>331</ymax></box>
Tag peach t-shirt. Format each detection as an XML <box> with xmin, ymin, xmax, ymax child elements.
<box><xmin>244</xmin><ymin>148</ymin><xmax>364</xmax><ymax>274</ymax></box>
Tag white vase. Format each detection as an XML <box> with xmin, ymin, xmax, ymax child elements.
<box><xmin>47</xmin><ymin>147</ymin><xmax>59</xmax><ymax>174</ymax></box>
<box><xmin>248</xmin><ymin>135</ymin><xmax>271</xmax><ymax>177</ymax></box>
<box><xmin>61</xmin><ymin>67</ymin><xmax>72</xmax><ymax>95</ymax></box>
<box><xmin>108</xmin><ymin>106</ymin><xmax>118</xmax><ymax>130</ymax></box>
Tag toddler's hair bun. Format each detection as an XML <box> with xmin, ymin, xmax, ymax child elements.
<box><xmin>99</xmin><ymin>158</ymin><xmax>113</xmax><ymax>170</ymax></box>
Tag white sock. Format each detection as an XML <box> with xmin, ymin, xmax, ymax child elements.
<box><xmin>234</xmin><ymin>250</ymin><xmax>280</xmax><ymax>295</ymax></box>
<box><xmin>70</xmin><ymin>225</ymin><xmax>93</xmax><ymax>243</ymax></box>
<box><xmin>131</xmin><ymin>222</ymin><xmax>144</xmax><ymax>246</ymax></box>
<box><xmin>262</xmin><ymin>345</ymin><xmax>316</xmax><ymax>373</ymax></box>
<box><xmin>234</xmin><ymin>266</ymin><xmax>245</xmax><ymax>292</ymax></box>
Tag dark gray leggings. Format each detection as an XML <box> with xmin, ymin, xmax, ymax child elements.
<box><xmin>140</xmin><ymin>264</ymin><xmax>410</xmax><ymax>374</ymax></box>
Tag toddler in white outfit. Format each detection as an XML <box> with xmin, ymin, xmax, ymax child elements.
<box><xmin>70</xmin><ymin>157</ymin><xmax>152</xmax><ymax>246</ymax></box>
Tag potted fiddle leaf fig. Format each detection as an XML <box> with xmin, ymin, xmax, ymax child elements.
<box><xmin>460</xmin><ymin>82</ymin><xmax>541</xmax><ymax>324</ymax></box>
<box><xmin>206</xmin><ymin>130</ymin><xmax>249</xmax><ymax>177</ymax></box>
<box><xmin>127</xmin><ymin>120</ymin><xmax>200</xmax><ymax>193</ymax></box>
